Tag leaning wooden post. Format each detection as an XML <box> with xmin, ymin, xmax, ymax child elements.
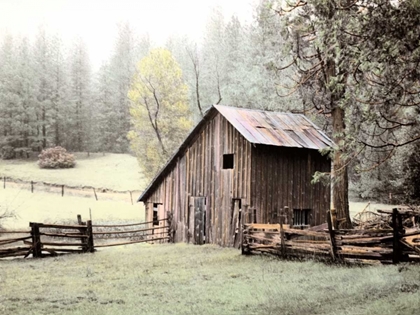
<box><xmin>392</xmin><ymin>208</ymin><xmax>401</xmax><ymax>264</ymax></box>
<box><xmin>86</xmin><ymin>220</ymin><xmax>94</xmax><ymax>253</ymax></box>
<box><xmin>30</xmin><ymin>223</ymin><xmax>42</xmax><ymax>258</ymax></box>
<box><xmin>279</xmin><ymin>209</ymin><xmax>286</xmax><ymax>258</ymax></box>
<box><xmin>326</xmin><ymin>210</ymin><xmax>337</xmax><ymax>262</ymax></box>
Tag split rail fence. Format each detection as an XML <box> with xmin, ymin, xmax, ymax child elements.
<box><xmin>0</xmin><ymin>215</ymin><xmax>171</xmax><ymax>259</ymax></box>
<box><xmin>242</xmin><ymin>209</ymin><xmax>420</xmax><ymax>265</ymax></box>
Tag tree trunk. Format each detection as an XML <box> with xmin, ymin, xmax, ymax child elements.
<box><xmin>331</xmin><ymin>106</ymin><xmax>352</xmax><ymax>228</ymax></box>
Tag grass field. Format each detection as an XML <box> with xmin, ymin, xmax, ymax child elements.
<box><xmin>0</xmin><ymin>153</ymin><xmax>146</xmax><ymax>229</ymax></box>
<box><xmin>1</xmin><ymin>244</ymin><xmax>419</xmax><ymax>315</ymax></box>
<box><xmin>0</xmin><ymin>187</ymin><xmax>143</xmax><ymax>229</ymax></box>
<box><xmin>0</xmin><ymin>153</ymin><xmax>147</xmax><ymax>191</ymax></box>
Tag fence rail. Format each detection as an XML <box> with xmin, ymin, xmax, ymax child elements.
<box><xmin>242</xmin><ymin>209</ymin><xmax>420</xmax><ymax>265</ymax></box>
<box><xmin>0</xmin><ymin>215</ymin><xmax>172</xmax><ymax>259</ymax></box>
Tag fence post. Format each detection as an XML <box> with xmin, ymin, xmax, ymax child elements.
<box><xmin>77</xmin><ymin>215</ymin><xmax>88</xmax><ymax>252</ymax></box>
<box><xmin>279</xmin><ymin>209</ymin><xmax>286</xmax><ymax>258</ymax></box>
<box><xmin>30</xmin><ymin>223</ymin><xmax>42</xmax><ymax>258</ymax></box>
<box><xmin>31</xmin><ymin>181</ymin><xmax>34</xmax><ymax>193</ymax></box>
<box><xmin>62</xmin><ymin>185</ymin><xmax>64</xmax><ymax>197</ymax></box>
<box><xmin>86</xmin><ymin>220</ymin><xmax>94</xmax><ymax>253</ymax></box>
<box><xmin>327</xmin><ymin>210</ymin><xmax>337</xmax><ymax>261</ymax></box>
<box><xmin>3</xmin><ymin>176</ymin><xmax>6</xmax><ymax>189</ymax></box>
<box><xmin>392</xmin><ymin>208</ymin><xmax>401</xmax><ymax>264</ymax></box>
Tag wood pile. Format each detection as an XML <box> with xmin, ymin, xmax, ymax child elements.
<box><xmin>242</xmin><ymin>209</ymin><xmax>420</xmax><ymax>265</ymax></box>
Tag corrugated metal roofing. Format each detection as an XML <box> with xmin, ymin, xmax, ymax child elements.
<box><xmin>214</xmin><ymin>105</ymin><xmax>333</xmax><ymax>150</ymax></box>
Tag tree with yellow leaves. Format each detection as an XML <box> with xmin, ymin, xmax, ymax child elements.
<box><xmin>128</xmin><ymin>48</ymin><xmax>193</xmax><ymax>179</ymax></box>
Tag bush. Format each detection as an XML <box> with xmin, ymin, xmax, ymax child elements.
<box><xmin>1</xmin><ymin>145</ymin><xmax>15</xmax><ymax>159</ymax></box>
<box><xmin>38</xmin><ymin>146</ymin><xmax>76</xmax><ymax>169</ymax></box>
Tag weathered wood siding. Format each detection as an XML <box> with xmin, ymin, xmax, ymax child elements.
<box><xmin>250</xmin><ymin>145</ymin><xmax>331</xmax><ymax>226</ymax></box>
<box><xmin>143</xmin><ymin>112</ymin><xmax>252</xmax><ymax>247</ymax></box>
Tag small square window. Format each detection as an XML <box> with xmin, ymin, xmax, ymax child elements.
<box><xmin>223</xmin><ymin>154</ymin><xmax>234</xmax><ymax>169</ymax></box>
<box><xmin>293</xmin><ymin>209</ymin><xmax>311</xmax><ymax>227</ymax></box>
<box><xmin>153</xmin><ymin>203</ymin><xmax>159</xmax><ymax>226</ymax></box>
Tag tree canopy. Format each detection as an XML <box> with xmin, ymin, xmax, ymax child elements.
<box><xmin>128</xmin><ymin>48</ymin><xmax>193</xmax><ymax>179</ymax></box>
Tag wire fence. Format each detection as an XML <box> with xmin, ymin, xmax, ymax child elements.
<box><xmin>0</xmin><ymin>176</ymin><xmax>141</xmax><ymax>204</ymax></box>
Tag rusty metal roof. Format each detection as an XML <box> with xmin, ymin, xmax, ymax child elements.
<box><xmin>214</xmin><ymin>105</ymin><xmax>333</xmax><ymax>150</ymax></box>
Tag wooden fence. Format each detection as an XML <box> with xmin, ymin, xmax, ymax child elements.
<box><xmin>0</xmin><ymin>215</ymin><xmax>171</xmax><ymax>259</ymax></box>
<box><xmin>242</xmin><ymin>209</ymin><xmax>420</xmax><ymax>265</ymax></box>
<box><xmin>92</xmin><ymin>217</ymin><xmax>171</xmax><ymax>248</ymax></box>
<box><xmin>0</xmin><ymin>230</ymin><xmax>32</xmax><ymax>259</ymax></box>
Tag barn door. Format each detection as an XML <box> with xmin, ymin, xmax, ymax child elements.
<box><xmin>192</xmin><ymin>197</ymin><xmax>206</xmax><ymax>245</ymax></box>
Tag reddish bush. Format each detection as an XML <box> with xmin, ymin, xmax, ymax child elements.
<box><xmin>38</xmin><ymin>146</ymin><xmax>76</xmax><ymax>169</ymax></box>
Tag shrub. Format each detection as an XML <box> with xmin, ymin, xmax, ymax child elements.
<box><xmin>38</xmin><ymin>146</ymin><xmax>76</xmax><ymax>169</ymax></box>
<box><xmin>1</xmin><ymin>145</ymin><xmax>15</xmax><ymax>159</ymax></box>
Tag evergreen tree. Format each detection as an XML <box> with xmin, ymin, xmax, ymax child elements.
<box><xmin>49</xmin><ymin>33</ymin><xmax>69</xmax><ymax>148</ymax></box>
<box><xmin>106</xmin><ymin>23</ymin><xmax>150</xmax><ymax>152</ymax></box>
<box><xmin>33</xmin><ymin>27</ymin><xmax>55</xmax><ymax>150</ymax></box>
<box><xmin>66</xmin><ymin>37</ymin><xmax>92</xmax><ymax>152</ymax></box>
<box><xmin>93</xmin><ymin>62</ymin><xmax>115</xmax><ymax>153</ymax></box>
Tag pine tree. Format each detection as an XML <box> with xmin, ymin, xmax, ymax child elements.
<box><xmin>33</xmin><ymin>27</ymin><xmax>55</xmax><ymax>150</ymax></box>
<box><xmin>106</xmin><ymin>23</ymin><xmax>150</xmax><ymax>152</ymax></box>
<box><xmin>49</xmin><ymin>33</ymin><xmax>69</xmax><ymax>148</ymax></box>
<box><xmin>67</xmin><ymin>37</ymin><xmax>92</xmax><ymax>152</ymax></box>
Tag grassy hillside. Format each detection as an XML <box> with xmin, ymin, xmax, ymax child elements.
<box><xmin>0</xmin><ymin>153</ymin><xmax>147</xmax><ymax>191</ymax></box>
<box><xmin>1</xmin><ymin>244</ymin><xmax>419</xmax><ymax>315</ymax></box>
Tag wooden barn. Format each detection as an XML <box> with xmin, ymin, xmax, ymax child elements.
<box><xmin>138</xmin><ymin>105</ymin><xmax>333</xmax><ymax>247</ymax></box>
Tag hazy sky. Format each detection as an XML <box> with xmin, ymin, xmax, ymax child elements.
<box><xmin>0</xmin><ymin>0</ymin><xmax>256</xmax><ymax>67</ymax></box>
